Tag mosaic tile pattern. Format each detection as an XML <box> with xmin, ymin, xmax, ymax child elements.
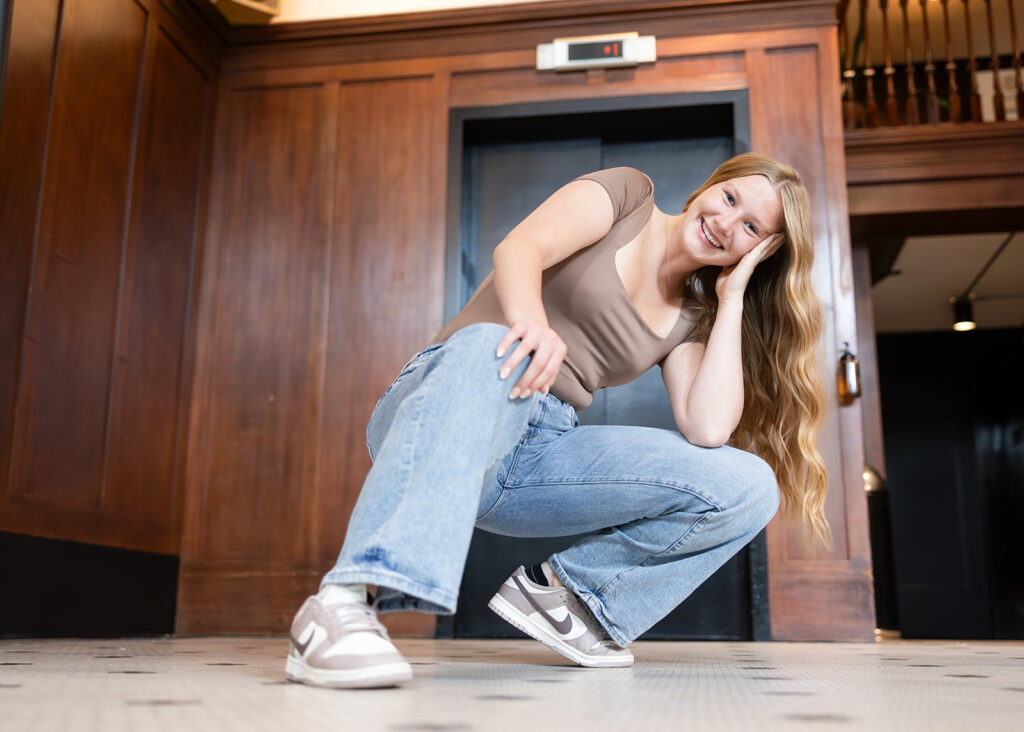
<box><xmin>1</xmin><ymin>637</ymin><xmax>1022</xmax><ymax>730</ymax></box>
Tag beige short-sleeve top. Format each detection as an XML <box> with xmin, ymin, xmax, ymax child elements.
<box><xmin>431</xmin><ymin>167</ymin><xmax>693</xmax><ymax>411</ymax></box>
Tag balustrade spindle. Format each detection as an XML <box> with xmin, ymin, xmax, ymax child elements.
<box><xmin>900</xmin><ymin>0</ymin><xmax>922</xmax><ymax>123</ymax></box>
<box><xmin>962</xmin><ymin>0</ymin><xmax>985</xmax><ymax>120</ymax></box>
<box><xmin>919</xmin><ymin>0</ymin><xmax>941</xmax><ymax>122</ymax></box>
<box><xmin>842</xmin><ymin>20</ymin><xmax>862</xmax><ymax>128</ymax></box>
<box><xmin>863</xmin><ymin>0</ymin><xmax>882</xmax><ymax>125</ymax></box>
<box><xmin>1007</xmin><ymin>0</ymin><xmax>1024</xmax><ymax>118</ymax></box>
<box><xmin>982</xmin><ymin>0</ymin><xmax>1005</xmax><ymax>119</ymax></box>
<box><xmin>880</xmin><ymin>0</ymin><xmax>902</xmax><ymax>123</ymax></box>
<box><xmin>940</xmin><ymin>0</ymin><xmax>962</xmax><ymax>121</ymax></box>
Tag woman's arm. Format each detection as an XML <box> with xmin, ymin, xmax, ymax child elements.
<box><xmin>662</xmin><ymin>235</ymin><xmax>781</xmax><ymax>446</ymax></box>
<box><xmin>661</xmin><ymin>300</ymin><xmax>744</xmax><ymax>447</ymax></box>
<box><xmin>492</xmin><ymin>179</ymin><xmax>616</xmax><ymax>399</ymax></box>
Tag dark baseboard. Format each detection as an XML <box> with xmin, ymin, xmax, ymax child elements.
<box><xmin>0</xmin><ymin>531</ymin><xmax>178</xmax><ymax>638</ymax></box>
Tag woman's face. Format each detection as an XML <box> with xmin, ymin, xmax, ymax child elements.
<box><xmin>682</xmin><ymin>174</ymin><xmax>783</xmax><ymax>267</ymax></box>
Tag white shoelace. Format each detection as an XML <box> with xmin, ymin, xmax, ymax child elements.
<box><xmin>327</xmin><ymin>601</ymin><xmax>389</xmax><ymax>638</ymax></box>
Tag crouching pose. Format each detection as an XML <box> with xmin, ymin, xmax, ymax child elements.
<box><xmin>285</xmin><ymin>153</ymin><xmax>829</xmax><ymax>688</ymax></box>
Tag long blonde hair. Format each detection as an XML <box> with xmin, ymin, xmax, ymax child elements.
<box><xmin>682</xmin><ymin>153</ymin><xmax>831</xmax><ymax>550</ymax></box>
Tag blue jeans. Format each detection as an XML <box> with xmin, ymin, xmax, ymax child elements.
<box><xmin>323</xmin><ymin>323</ymin><xmax>779</xmax><ymax>646</ymax></box>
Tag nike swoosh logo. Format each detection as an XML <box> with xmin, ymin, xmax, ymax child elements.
<box><xmin>290</xmin><ymin>624</ymin><xmax>315</xmax><ymax>656</ymax></box>
<box><xmin>512</xmin><ymin>575</ymin><xmax>574</xmax><ymax>635</ymax></box>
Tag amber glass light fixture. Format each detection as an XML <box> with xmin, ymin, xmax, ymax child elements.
<box><xmin>838</xmin><ymin>342</ymin><xmax>862</xmax><ymax>405</ymax></box>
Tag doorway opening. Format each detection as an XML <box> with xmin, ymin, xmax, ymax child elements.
<box><xmin>440</xmin><ymin>91</ymin><xmax>773</xmax><ymax>641</ymax></box>
<box><xmin>859</xmin><ymin>228</ymin><xmax>1024</xmax><ymax>640</ymax></box>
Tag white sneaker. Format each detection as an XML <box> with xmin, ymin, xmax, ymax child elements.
<box><xmin>284</xmin><ymin>585</ymin><xmax>413</xmax><ymax>688</ymax></box>
<box><xmin>488</xmin><ymin>566</ymin><xmax>634</xmax><ymax>668</ymax></box>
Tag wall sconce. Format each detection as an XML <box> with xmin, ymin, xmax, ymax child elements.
<box><xmin>951</xmin><ymin>297</ymin><xmax>976</xmax><ymax>332</ymax></box>
<box><xmin>838</xmin><ymin>341</ymin><xmax>861</xmax><ymax>405</ymax></box>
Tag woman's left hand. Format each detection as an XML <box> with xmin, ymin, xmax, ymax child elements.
<box><xmin>715</xmin><ymin>233</ymin><xmax>783</xmax><ymax>303</ymax></box>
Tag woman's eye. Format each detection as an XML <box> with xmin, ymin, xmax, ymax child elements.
<box><xmin>725</xmin><ymin>192</ymin><xmax>735</xmax><ymax>205</ymax></box>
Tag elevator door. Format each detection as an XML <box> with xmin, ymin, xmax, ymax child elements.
<box><xmin>447</xmin><ymin>101</ymin><xmax>767</xmax><ymax>641</ymax></box>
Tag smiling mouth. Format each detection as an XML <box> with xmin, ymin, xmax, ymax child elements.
<box><xmin>701</xmin><ymin>218</ymin><xmax>724</xmax><ymax>250</ymax></box>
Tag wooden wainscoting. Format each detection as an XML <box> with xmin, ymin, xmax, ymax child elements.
<box><xmin>0</xmin><ymin>0</ymin><xmax>219</xmax><ymax>555</ymax></box>
<box><xmin>178</xmin><ymin>0</ymin><xmax>873</xmax><ymax>640</ymax></box>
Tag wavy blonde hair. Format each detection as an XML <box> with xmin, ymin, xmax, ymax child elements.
<box><xmin>682</xmin><ymin>153</ymin><xmax>831</xmax><ymax>550</ymax></box>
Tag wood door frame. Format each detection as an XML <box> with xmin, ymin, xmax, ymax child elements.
<box><xmin>0</xmin><ymin>0</ymin><xmax>11</xmax><ymax>121</ymax></box>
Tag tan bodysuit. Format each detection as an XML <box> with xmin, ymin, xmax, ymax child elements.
<box><xmin>430</xmin><ymin>167</ymin><xmax>694</xmax><ymax>411</ymax></box>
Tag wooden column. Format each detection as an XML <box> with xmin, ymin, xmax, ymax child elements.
<box><xmin>852</xmin><ymin>245</ymin><xmax>889</xmax><ymax>476</ymax></box>
<box><xmin>747</xmin><ymin>31</ymin><xmax>875</xmax><ymax>640</ymax></box>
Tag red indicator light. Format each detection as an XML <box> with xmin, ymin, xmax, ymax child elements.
<box><xmin>566</xmin><ymin>39</ymin><xmax>626</xmax><ymax>62</ymax></box>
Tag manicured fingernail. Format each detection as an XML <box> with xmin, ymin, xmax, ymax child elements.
<box><xmin>500</xmin><ymin>368</ymin><xmax>510</xmax><ymax>379</ymax></box>
<box><xmin>520</xmin><ymin>389</ymin><xmax>531</xmax><ymax>399</ymax></box>
<box><xmin>496</xmin><ymin>348</ymin><xmax>505</xmax><ymax>357</ymax></box>
<box><xmin>508</xmin><ymin>387</ymin><xmax>520</xmax><ymax>399</ymax></box>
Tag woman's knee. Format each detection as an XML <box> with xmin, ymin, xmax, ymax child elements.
<box><xmin>707</xmin><ymin>448</ymin><xmax>779</xmax><ymax>527</ymax></box>
<box><xmin>744</xmin><ymin>455</ymin><xmax>781</xmax><ymax>528</ymax></box>
<box><xmin>445</xmin><ymin>323</ymin><xmax>531</xmax><ymax>379</ymax></box>
<box><xmin>446</xmin><ymin>322</ymin><xmax>509</xmax><ymax>354</ymax></box>
<box><xmin>431</xmin><ymin>322</ymin><xmax>532</xmax><ymax>400</ymax></box>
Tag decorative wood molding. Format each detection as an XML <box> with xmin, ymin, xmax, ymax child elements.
<box><xmin>231</xmin><ymin>0</ymin><xmax>841</xmax><ymax>43</ymax></box>
<box><xmin>213</xmin><ymin>0</ymin><xmax>841</xmax><ymax>71</ymax></box>
<box><xmin>845</xmin><ymin>121</ymin><xmax>1024</xmax><ymax>185</ymax></box>
<box><xmin>846</xmin><ymin>121</ymin><xmax>1024</xmax><ymax>217</ymax></box>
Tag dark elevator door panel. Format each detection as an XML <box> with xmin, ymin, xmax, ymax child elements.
<box><xmin>461</xmin><ymin>137</ymin><xmax>601</xmax><ymax>307</ymax></box>
<box><xmin>453</xmin><ymin>105</ymin><xmax>755</xmax><ymax>640</ymax></box>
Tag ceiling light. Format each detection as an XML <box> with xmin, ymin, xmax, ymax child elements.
<box><xmin>952</xmin><ymin>299</ymin><xmax>976</xmax><ymax>331</ymax></box>
<box><xmin>948</xmin><ymin>232</ymin><xmax>1016</xmax><ymax>333</ymax></box>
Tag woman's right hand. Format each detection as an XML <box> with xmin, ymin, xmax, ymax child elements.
<box><xmin>495</xmin><ymin>318</ymin><xmax>567</xmax><ymax>399</ymax></box>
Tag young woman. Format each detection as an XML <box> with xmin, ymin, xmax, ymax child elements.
<box><xmin>285</xmin><ymin>153</ymin><xmax>829</xmax><ymax>689</ymax></box>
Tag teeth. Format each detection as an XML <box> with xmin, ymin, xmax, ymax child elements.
<box><xmin>702</xmin><ymin>219</ymin><xmax>723</xmax><ymax>249</ymax></box>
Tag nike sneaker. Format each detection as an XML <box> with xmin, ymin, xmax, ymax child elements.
<box><xmin>285</xmin><ymin>585</ymin><xmax>413</xmax><ymax>688</ymax></box>
<box><xmin>488</xmin><ymin>566</ymin><xmax>634</xmax><ymax>668</ymax></box>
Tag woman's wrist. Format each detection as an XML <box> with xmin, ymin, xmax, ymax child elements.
<box><xmin>715</xmin><ymin>295</ymin><xmax>744</xmax><ymax>314</ymax></box>
<box><xmin>505</xmin><ymin>310</ymin><xmax>549</xmax><ymax>328</ymax></box>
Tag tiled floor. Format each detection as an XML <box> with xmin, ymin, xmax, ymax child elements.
<box><xmin>1</xmin><ymin>636</ymin><xmax>1022</xmax><ymax>731</ymax></box>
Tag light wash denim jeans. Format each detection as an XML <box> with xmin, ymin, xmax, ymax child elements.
<box><xmin>322</xmin><ymin>323</ymin><xmax>779</xmax><ymax>646</ymax></box>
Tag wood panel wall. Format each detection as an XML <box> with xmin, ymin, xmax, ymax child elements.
<box><xmin>0</xmin><ymin>0</ymin><xmax>218</xmax><ymax>555</ymax></box>
<box><xmin>180</xmin><ymin>0</ymin><xmax>874</xmax><ymax>639</ymax></box>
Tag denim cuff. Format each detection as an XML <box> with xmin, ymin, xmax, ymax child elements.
<box><xmin>374</xmin><ymin>587</ymin><xmax>451</xmax><ymax>615</ymax></box>
<box><xmin>548</xmin><ymin>554</ymin><xmax>630</xmax><ymax>648</ymax></box>
<box><xmin>321</xmin><ymin>569</ymin><xmax>457</xmax><ymax>615</ymax></box>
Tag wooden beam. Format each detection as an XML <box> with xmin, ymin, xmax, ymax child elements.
<box><xmin>851</xmin><ymin>208</ymin><xmax>1024</xmax><ymax>240</ymax></box>
<box><xmin>846</xmin><ymin>122</ymin><xmax>1024</xmax><ymax>217</ymax></box>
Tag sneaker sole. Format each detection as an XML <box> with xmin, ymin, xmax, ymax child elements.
<box><xmin>487</xmin><ymin>591</ymin><xmax>633</xmax><ymax>668</ymax></box>
<box><xmin>284</xmin><ymin>651</ymin><xmax>413</xmax><ymax>689</ymax></box>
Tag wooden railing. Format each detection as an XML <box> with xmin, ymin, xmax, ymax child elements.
<box><xmin>840</xmin><ymin>0</ymin><xmax>1024</xmax><ymax>127</ymax></box>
